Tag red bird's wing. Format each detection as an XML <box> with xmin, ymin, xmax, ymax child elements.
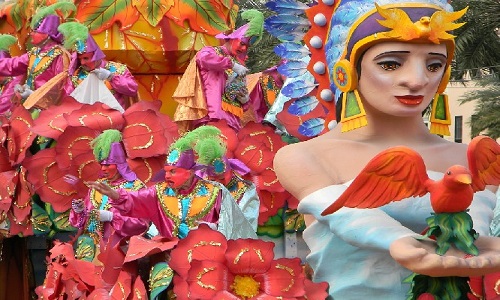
<box><xmin>321</xmin><ymin>146</ymin><xmax>430</xmax><ymax>216</ymax></box>
<box><xmin>467</xmin><ymin>135</ymin><xmax>500</xmax><ymax>191</ymax></box>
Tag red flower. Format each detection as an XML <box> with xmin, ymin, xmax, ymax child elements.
<box><xmin>170</xmin><ymin>224</ymin><xmax>318</xmax><ymax>299</ymax></box>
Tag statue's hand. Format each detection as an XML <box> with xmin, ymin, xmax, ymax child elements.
<box><xmin>390</xmin><ymin>236</ymin><xmax>500</xmax><ymax>277</ymax></box>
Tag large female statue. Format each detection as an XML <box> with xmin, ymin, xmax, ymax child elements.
<box><xmin>273</xmin><ymin>0</ymin><xmax>500</xmax><ymax>298</ymax></box>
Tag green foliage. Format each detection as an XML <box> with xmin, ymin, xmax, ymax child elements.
<box><xmin>451</xmin><ymin>0</ymin><xmax>500</xmax><ymax>79</ymax></box>
<box><xmin>405</xmin><ymin>273</ymin><xmax>470</xmax><ymax>300</ymax></box>
<box><xmin>451</xmin><ymin>0</ymin><xmax>500</xmax><ymax>137</ymax></box>
<box><xmin>423</xmin><ymin>211</ymin><xmax>478</xmax><ymax>256</ymax></box>
<box><xmin>257</xmin><ymin>208</ymin><xmax>284</xmax><ymax>238</ymax></box>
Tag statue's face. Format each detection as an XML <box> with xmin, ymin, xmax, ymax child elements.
<box><xmin>30</xmin><ymin>32</ymin><xmax>49</xmax><ymax>46</ymax></box>
<box><xmin>100</xmin><ymin>164</ymin><xmax>120</xmax><ymax>181</ymax></box>
<box><xmin>163</xmin><ymin>166</ymin><xmax>193</xmax><ymax>189</ymax></box>
<box><xmin>78</xmin><ymin>52</ymin><xmax>100</xmax><ymax>71</ymax></box>
<box><xmin>357</xmin><ymin>41</ymin><xmax>447</xmax><ymax>117</ymax></box>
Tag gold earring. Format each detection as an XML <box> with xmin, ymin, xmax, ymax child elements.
<box><xmin>332</xmin><ymin>59</ymin><xmax>358</xmax><ymax>93</ymax></box>
<box><xmin>333</xmin><ymin>59</ymin><xmax>367</xmax><ymax>132</ymax></box>
<box><xmin>340</xmin><ymin>90</ymin><xmax>367</xmax><ymax>132</ymax></box>
<box><xmin>429</xmin><ymin>93</ymin><xmax>451</xmax><ymax>136</ymax></box>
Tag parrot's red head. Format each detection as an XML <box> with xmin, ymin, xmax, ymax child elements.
<box><xmin>442</xmin><ymin>165</ymin><xmax>472</xmax><ymax>187</ymax></box>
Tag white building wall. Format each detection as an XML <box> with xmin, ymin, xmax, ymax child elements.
<box><xmin>442</xmin><ymin>80</ymin><xmax>483</xmax><ymax>144</ymax></box>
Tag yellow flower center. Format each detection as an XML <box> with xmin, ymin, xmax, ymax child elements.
<box><xmin>230</xmin><ymin>275</ymin><xmax>260</xmax><ymax>299</ymax></box>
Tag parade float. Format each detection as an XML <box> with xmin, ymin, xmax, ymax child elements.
<box><xmin>0</xmin><ymin>0</ymin><xmax>327</xmax><ymax>298</ymax></box>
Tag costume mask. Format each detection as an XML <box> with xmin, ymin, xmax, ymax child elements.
<box><xmin>78</xmin><ymin>52</ymin><xmax>100</xmax><ymax>71</ymax></box>
<box><xmin>100</xmin><ymin>164</ymin><xmax>120</xmax><ymax>181</ymax></box>
<box><xmin>163</xmin><ymin>166</ymin><xmax>193</xmax><ymax>189</ymax></box>
<box><xmin>31</xmin><ymin>32</ymin><xmax>49</xmax><ymax>46</ymax></box>
<box><xmin>229</xmin><ymin>39</ymin><xmax>249</xmax><ymax>62</ymax></box>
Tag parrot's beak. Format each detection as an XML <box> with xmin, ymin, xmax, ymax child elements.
<box><xmin>455</xmin><ymin>174</ymin><xmax>472</xmax><ymax>185</ymax></box>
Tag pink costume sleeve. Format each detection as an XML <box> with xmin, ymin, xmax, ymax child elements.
<box><xmin>63</xmin><ymin>77</ymin><xmax>75</xmax><ymax>97</ymax></box>
<box><xmin>109</xmin><ymin>67</ymin><xmax>138</xmax><ymax>97</ymax></box>
<box><xmin>33</xmin><ymin>54</ymin><xmax>64</xmax><ymax>90</ymax></box>
<box><xmin>0</xmin><ymin>54</ymin><xmax>29</xmax><ymax>77</ymax></box>
<box><xmin>0</xmin><ymin>76</ymin><xmax>23</xmax><ymax>115</ymax></box>
<box><xmin>68</xmin><ymin>194</ymin><xmax>93</xmax><ymax>229</ymax></box>
<box><xmin>111</xmin><ymin>185</ymin><xmax>224</xmax><ymax>238</ymax></box>
<box><xmin>248</xmin><ymin>82</ymin><xmax>268</xmax><ymax>123</ymax></box>
<box><xmin>111</xmin><ymin>186</ymin><xmax>176</xmax><ymax>237</ymax></box>
<box><xmin>107</xmin><ymin>208</ymin><xmax>149</xmax><ymax>238</ymax></box>
<box><xmin>196</xmin><ymin>47</ymin><xmax>233</xmax><ymax>72</ymax></box>
<box><xmin>69</xmin><ymin>191</ymin><xmax>148</xmax><ymax>241</ymax></box>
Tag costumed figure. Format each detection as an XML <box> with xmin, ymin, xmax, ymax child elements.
<box><xmin>192</xmin><ymin>127</ymin><xmax>260</xmax><ymax>231</ymax></box>
<box><xmin>173</xmin><ymin>10</ymin><xmax>265</xmax><ymax>132</ymax></box>
<box><xmin>0</xmin><ymin>34</ymin><xmax>23</xmax><ymax>115</ymax></box>
<box><xmin>69</xmin><ymin>129</ymin><xmax>148</xmax><ymax>262</ymax></box>
<box><xmin>0</xmin><ymin>2</ymin><xmax>75</xmax><ymax>103</ymax></box>
<box><xmin>271</xmin><ymin>0</ymin><xmax>500</xmax><ymax>299</ymax></box>
<box><xmin>87</xmin><ymin>126</ymin><xmax>257</xmax><ymax>240</ymax></box>
<box><xmin>59</xmin><ymin>22</ymin><xmax>139</xmax><ymax>110</ymax></box>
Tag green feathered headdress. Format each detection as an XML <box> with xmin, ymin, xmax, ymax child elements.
<box><xmin>0</xmin><ymin>34</ymin><xmax>16</xmax><ymax>52</ymax></box>
<box><xmin>91</xmin><ymin>129</ymin><xmax>123</xmax><ymax>162</ymax></box>
<box><xmin>242</xmin><ymin>9</ymin><xmax>264</xmax><ymax>46</ymax></box>
<box><xmin>194</xmin><ymin>136</ymin><xmax>227</xmax><ymax>165</ymax></box>
<box><xmin>183</xmin><ymin>125</ymin><xmax>222</xmax><ymax>143</ymax></box>
<box><xmin>31</xmin><ymin>1</ymin><xmax>77</xmax><ymax>30</ymax></box>
<box><xmin>57</xmin><ymin>22</ymin><xmax>89</xmax><ymax>51</ymax></box>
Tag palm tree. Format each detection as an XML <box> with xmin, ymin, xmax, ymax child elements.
<box><xmin>451</xmin><ymin>0</ymin><xmax>500</xmax><ymax>79</ymax></box>
<box><xmin>451</xmin><ymin>0</ymin><xmax>500</xmax><ymax>138</ymax></box>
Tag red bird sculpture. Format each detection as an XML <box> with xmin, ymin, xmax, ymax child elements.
<box><xmin>321</xmin><ymin>135</ymin><xmax>500</xmax><ymax>216</ymax></box>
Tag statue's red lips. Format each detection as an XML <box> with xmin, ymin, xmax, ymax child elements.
<box><xmin>395</xmin><ymin>95</ymin><xmax>424</xmax><ymax>105</ymax></box>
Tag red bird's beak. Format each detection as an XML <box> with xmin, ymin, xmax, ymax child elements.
<box><xmin>455</xmin><ymin>174</ymin><xmax>472</xmax><ymax>185</ymax></box>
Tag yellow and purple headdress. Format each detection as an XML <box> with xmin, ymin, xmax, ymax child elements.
<box><xmin>266</xmin><ymin>0</ymin><xmax>466</xmax><ymax>136</ymax></box>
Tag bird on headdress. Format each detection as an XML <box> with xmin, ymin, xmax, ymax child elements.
<box><xmin>321</xmin><ymin>135</ymin><xmax>500</xmax><ymax>216</ymax></box>
<box><xmin>375</xmin><ymin>3</ymin><xmax>468</xmax><ymax>44</ymax></box>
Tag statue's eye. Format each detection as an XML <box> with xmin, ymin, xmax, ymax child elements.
<box><xmin>446</xmin><ymin>171</ymin><xmax>451</xmax><ymax>175</ymax></box>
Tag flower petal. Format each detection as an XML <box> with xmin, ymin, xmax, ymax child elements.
<box><xmin>256</xmin><ymin>258</ymin><xmax>305</xmax><ymax>297</ymax></box>
<box><xmin>300</xmin><ymin>279</ymin><xmax>329</xmax><ymax>299</ymax></box>
<box><xmin>186</xmin><ymin>260</ymin><xmax>232</xmax><ymax>299</ymax></box>
<box><xmin>225</xmin><ymin>239</ymin><xmax>275</xmax><ymax>275</ymax></box>
<box><xmin>169</xmin><ymin>224</ymin><xmax>228</xmax><ymax>278</ymax></box>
